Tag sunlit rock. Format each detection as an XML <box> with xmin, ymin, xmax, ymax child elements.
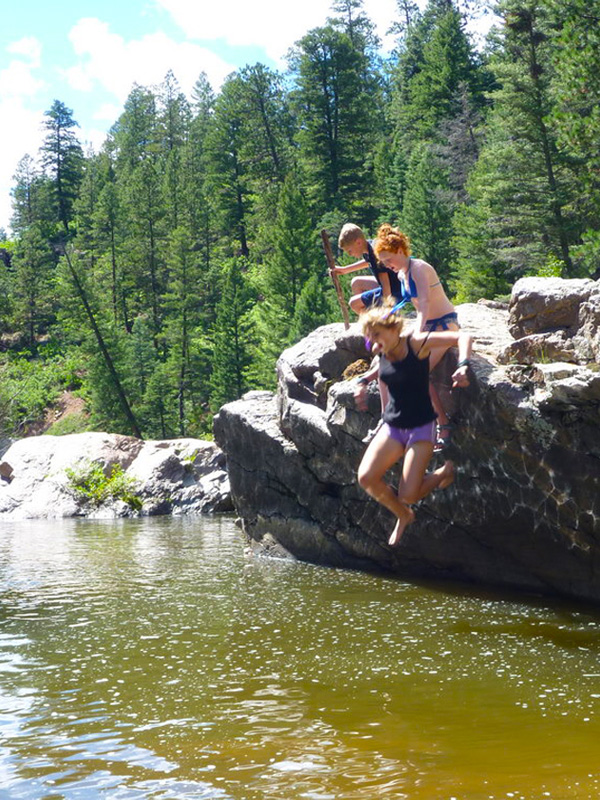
<box><xmin>215</xmin><ymin>281</ymin><xmax>600</xmax><ymax>604</ymax></box>
<box><xmin>0</xmin><ymin>432</ymin><xmax>232</xmax><ymax>519</ymax></box>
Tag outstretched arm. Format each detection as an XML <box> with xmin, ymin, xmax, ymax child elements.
<box><xmin>331</xmin><ymin>258</ymin><xmax>369</xmax><ymax>275</ymax></box>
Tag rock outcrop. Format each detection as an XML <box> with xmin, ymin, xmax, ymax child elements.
<box><xmin>0</xmin><ymin>432</ymin><xmax>232</xmax><ymax>518</ymax></box>
<box><xmin>214</xmin><ymin>278</ymin><xmax>600</xmax><ymax>604</ymax></box>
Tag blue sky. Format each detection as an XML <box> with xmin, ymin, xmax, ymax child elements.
<box><xmin>0</xmin><ymin>0</ymin><xmax>494</xmax><ymax>233</ymax></box>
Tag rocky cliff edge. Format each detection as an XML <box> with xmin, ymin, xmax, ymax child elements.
<box><xmin>214</xmin><ymin>277</ymin><xmax>600</xmax><ymax>604</ymax></box>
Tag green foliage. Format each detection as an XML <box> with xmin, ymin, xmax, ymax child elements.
<box><xmin>401</xmin><ymin>142</ymin><xmax>454</xmax><ymax>279</ymax></box>
<box><xmin>525</xmin><ymin>254</ymin><xmax>564</xmax><ymax>278</ymax></box>
<box><xmin>65</xmin><ymin>460</ymin><xmax>142</xmax><ymax>510</ymax></box>
<box><xmin>209</xmin><ymin>258</ymin><xmax>257</xmax><ymax>411</ymax></box>
<box><xmin>5</xmin><ymin>3</ymin><xmax>600</xmax><ymax>435</ymax></box>
<box><xmin>46</xmin><ymin>411</ymin><xmax>90</xmax><ymax>436</ymax></box>
<box><xmin>0</xmin><ymin>350</ymin><xmax>82</xmax><ymax>437</ymax></box>
<box><xmin>289</xmin><ymin>21</ymin><xmax>384</xmax><ymax>221</ymax></box>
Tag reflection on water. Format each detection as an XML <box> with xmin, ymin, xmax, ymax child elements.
<box><xmin>1</xmin><ymin>516</ymin><xmax>600</xmax><ymax>798</ymax></box>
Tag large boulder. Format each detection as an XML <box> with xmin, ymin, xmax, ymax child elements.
<box><xmin>0</xmin><ymin>432</ymin><xmax>232</xmax><ymax>519</ymax></box>
<box><xmin>214</xmin><ymin>292</ymin><xmax>600</xmax><ymax>605</ymax></box>
<box><xmin>508</xmin><ymin>277</ymin><xmax>596</xmax><ymax>339</ymax></box>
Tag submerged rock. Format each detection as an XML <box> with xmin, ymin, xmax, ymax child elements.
<box><xmin>215</xmin><ymin>280</ymin><xmax>600</xmax><ymax>604</ymax></box>
<box><xmin>0</xmin><ymin>432</ymin><xmax>232</xmax><ymax>519</ymax></box>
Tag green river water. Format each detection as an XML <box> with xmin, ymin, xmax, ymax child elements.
<box><xmin>1</xmin><ymin>516</ymin><xmax>600</xmax><ymax>799</ymax></box>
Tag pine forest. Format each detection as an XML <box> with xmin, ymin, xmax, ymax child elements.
<box><xmin>1</xmin><ymin>0</ymin><xmax>599</xmax><ymax>440</ymax></box>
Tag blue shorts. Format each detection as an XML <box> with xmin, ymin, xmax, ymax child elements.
<box><xmin>383</xmin><ymin>420</ymin><xmax>436</xmax><ymax>448</ymax></box>
<box><xmin>361</xmin><ymin>287</ymin><xmax>404</xmax><ymax>309</ymax></box>
<box><xmin>424</xmin><ymin>312</ymin><xmax>459</xmax><ymax>331</ymax></box>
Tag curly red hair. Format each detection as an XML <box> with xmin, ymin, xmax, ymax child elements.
<box><xmin>374</xmin><ymin>224</ymin><xmax>411</xmax><ymax>257</ymax></box>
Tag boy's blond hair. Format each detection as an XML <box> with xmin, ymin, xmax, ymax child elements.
<box><xmin>338</xmin><ymin>223</ymin><xmax>366</xmax><ymax>249</ymax></box>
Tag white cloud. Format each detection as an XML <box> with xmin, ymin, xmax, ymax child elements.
<box><xmin>155</xmin><ymin>0</ymin><xmax>399</xmax><ymax>62</ymax></box>
<box><xmin>0</xmin><ymin>37</ymin><xmax>46</xmax><ymax>232</ymax></box>
<box><xmin>64</xmin><ymin>17</ymin><xmax>236</xmax><ymax>102</ymax></box>
<box><xmin>0</xmin><ymin>99</ymin><xmax>44</xmax><ymax>234</ymax></box>
<box><xmin>7</xmin><ymin>37</ymin><xmax>42</xmax><ymax>65</ymax></box>
<box><xmin>93</xmin><ymin>103</ymin><xmax>124</xmax><ymax>122</ymax></box>
<box><xmin>0</xmin><ymin>36</ymin><xmax>44</xmax><ymax>99</ymax></box>
<box><xmin>0</xmin><ymin>59</ymin><xmax>45</xmax><ymax>99</ymax></box>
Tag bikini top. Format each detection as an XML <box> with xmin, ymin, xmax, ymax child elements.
<box><xmin>389</xmin><ymin>258</ymin><xmax>418</xmax><ymax>313</ymax></box>
<box><xmin>390</xmin><ymin>258</ymin><xmax>442</xmax><ymax>313</ymax></box>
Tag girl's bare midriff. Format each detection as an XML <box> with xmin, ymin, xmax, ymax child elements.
<box><xmin>407</xmin><ymin>258</ymin><xmax>455</xmax><ymax>322</ymax></box>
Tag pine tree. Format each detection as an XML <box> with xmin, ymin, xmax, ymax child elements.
<box><xmin>162</xmin><ymin>224</ymin><xmax>202</xmax><ymax>435</ymax></box>
<box><xmin>205</xmin><ymin>75</ymin><xmax>251</xmax><ymax>257</ymax></box>
<box><xmin>548</xmin><ymin>0</ymin><xmax>600</xmax><ymax>272</ymax></box>
<box><xmin>10</xmin><ymin>155</ymin><xmax>49</xmax><ymax>236</ymax></box>
<box><xmin>451</xmin><ymin>0</ymin><xmax>579</xmax><ymax>287</ymax></box>
<box><xmin>40</xmin><ymin>100</ymin><xmax>84</xmax><ymax>233</ymax></box>
<box><xmin>12</xmin><ymin>223</ymin><xmax>55</xmax><ymax>349</ymax></box>
<box><xmin>288</xmin><ymin>22</ymin><xmax>384</xmax><ymax>222</ymax></box>
<box><xmin>289</xmin><ymin>272</ymin><xmax>335</xmax><ymax>341</ymax></box>
<box><xmin>246</xmin><ymin>175</ymin><xmax>325</xmax><ymax>386</ymax></box>
<box><xmin>209</xmin><ymin>258</ymin><xmax>256</xmax><ymax>411</ymax></box>
<box><xmin>401</xmin><ymin>142</ymin><xmax>454</xmax><ymax>278</ymax></box>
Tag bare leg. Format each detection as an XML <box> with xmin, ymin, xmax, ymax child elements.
<box><xmin>398</xmin><ymin>442</ymin><xmax>455</xmax><ymax>506</ymax></box>
<box><xmin>429</xmin><ymin>380</ymin><xmax>448</xmax><ymax>427</ymax></box>
<box><xmin>351</xmin><ymin>276</ymin><xmax>378</xmax><ymax>295</ymax></box>
<box><xmin>350</xmin><ymin>275</ymin><xmax>379</xmax><ymax>315</ymax></box>
<box><xmin>358</xmin><ymin>427</ymin><xmax>415</xmax><ymax>541</ymax></box>
<box><xmin>428</xmin><ymin>321</ymin><xmax>460</xmax><ymax>434</ymax></box>
<box><xmin>402</xmin><ymin>459</ymin><xmax>455</xmax><ymax>504</ymax></box>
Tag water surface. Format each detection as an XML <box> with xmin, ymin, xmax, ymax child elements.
<box><xmin>1</xmin><ymin>516</ymin><xmax>599</xmax><ymax>799</ymax></box>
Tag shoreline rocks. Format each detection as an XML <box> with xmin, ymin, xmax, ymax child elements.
<box><xmin>0</xmin><ymin>432</ymin><xmax>232</xmax><ymax>519</ymax></box>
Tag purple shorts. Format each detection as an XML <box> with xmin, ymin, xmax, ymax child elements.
<box><xmin>383</xmin><ymin>420</ymin><xmax>436</xmax><ymax>448</ymax></box>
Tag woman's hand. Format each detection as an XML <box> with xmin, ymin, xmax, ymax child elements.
<box><xmin>451</xmin><ymin>365</ymin><xmax>470</xmax><ymax>388</ymax></box>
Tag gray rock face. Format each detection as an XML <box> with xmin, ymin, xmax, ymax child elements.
<box><xmin>214</xmin><ymin>287</ymin><xmax>600</xmax><ymax>604</ymax></box>
<box><xmin>0</xmin><ymin>432</ymin><xmax>232</xmax><ymax>519</ymax></box>
<box><xmin>508</xmin><ymin>277</ymin><xmax>596</xmax><ymax>338</ymax></box>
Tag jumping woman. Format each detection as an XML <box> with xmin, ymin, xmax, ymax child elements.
<box><xmin>355</xmin><ymin>300</ymin><xmax>473</xmax><ymax>546</ymax></box>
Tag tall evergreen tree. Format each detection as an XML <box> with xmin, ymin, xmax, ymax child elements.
<box><xmin>205</xmin><ymin>74</ymin><xmax>251</xmax><ymax>257</ymax></box>
<box><xmin>209</xmin><ymin>258</ymin><xmax>256</xmax><ymax>410</ymax></box>
<box><xmin>401</xmin><ymin>142</ymin><xmax>454</xmax><ymax>277</ymax></box>
<box><xmin>452</xmin><ymin>0</ymin><xmax>579</xmax><ymax>296</ymax></box>
<box><xmin>12</xmin><ymin>224</ymin><xmax>55</xmax><ymax>349</ymax></box>
<box><xmin>548</xmin><ymin>0</ymin><xmax>600</xmax><ymax>272</ymax></box>
<box><xmin>246</xmin><ymin>174</ymin><xmax>324</xmax><ymax>386</ymax></box>
<box><xmin>289</xmin><ymin>21</ymin><xmax>383</xmax><ymax>222</ymax></box>
<box><xmin>10</xmin><ymin>155</ymin><xmax>48</xmax><ymax>236</ymax></box>
<box><xmin>40</xmin><ymin>100</ymin><xmax>84</xmax><ymax>233</ymax></box>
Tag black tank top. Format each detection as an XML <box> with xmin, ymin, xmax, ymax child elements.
<box><xmin>380</xmin><ymin>336</ymin><xmax>436</xmax><ymax>429</ymax></box>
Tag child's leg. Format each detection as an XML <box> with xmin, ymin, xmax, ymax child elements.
<box><xmin>351</xmin><ymin>276</ymin><xmax>378</xmax><ymax>295</ymax></box>
<box><xmin>350</xmin><ymin>295</ymin><xmax>366</xmax><ymax>314</ymax></box>
<box><xmin>427</xmin><ymin>321</ymin><xmax>459</xmax><ymax>437</ymax></box>
<box><xmin>429</xmin><ymin>380</ymin><xmax>449</xmax><ymax>428</ymax></box>
<box><xmin>358</xmin><ymin>427</ymin><xmax>414</xmax><ymax>531</ymax></box>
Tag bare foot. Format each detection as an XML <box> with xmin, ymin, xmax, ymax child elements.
<box><xmin>388</xmin><ymin>505</ymin><xmax>415</xmax><ymax>547</ymax></box>
<box><xmin>438</xmin><ymin>460</ymin><xmax>455</xmax><ymax>490</ymax></box>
